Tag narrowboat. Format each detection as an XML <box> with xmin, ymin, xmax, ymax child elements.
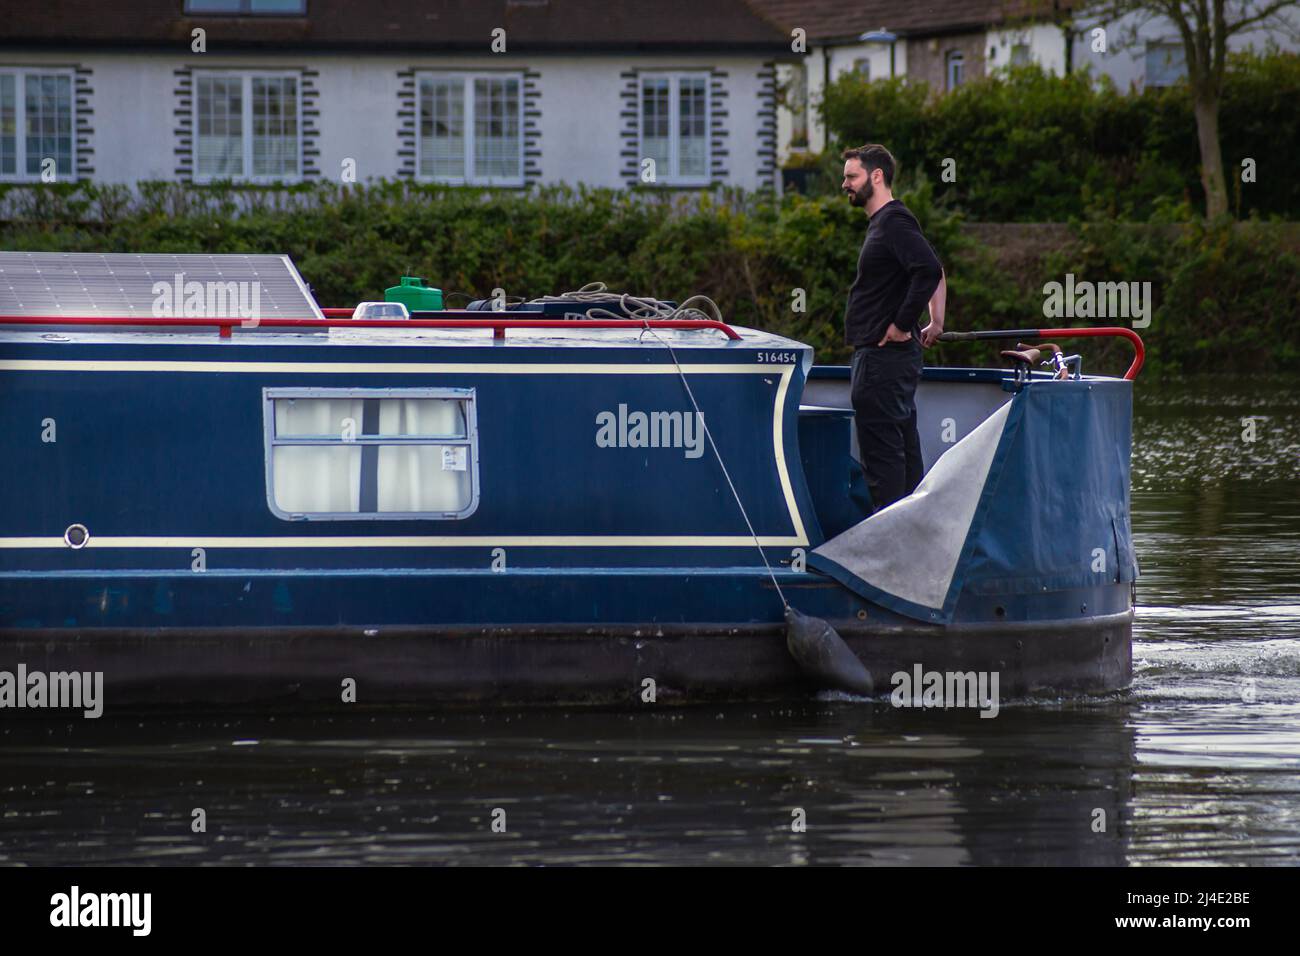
<box><xmin>0</xmin><ymin>253</ymin><xmax>1142</xmax><ymax>707</ymax></box>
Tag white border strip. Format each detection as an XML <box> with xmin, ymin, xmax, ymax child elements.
<box><xmin>1</xmin><ymin>361</ymin><xmax>768</xmax><ymax>374</ymax></box>
<box><xmin>0</xmin><ymin>535</ymin><xmax>805</xmax><ymax>548</ymax></box>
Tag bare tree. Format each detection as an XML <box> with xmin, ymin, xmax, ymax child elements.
<box><xmin>1075</xmin><ymin>0</ymin><xmax>1299</xmax><ymax>218</ymax></box>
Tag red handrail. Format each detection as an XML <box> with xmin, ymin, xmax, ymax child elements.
<box><xmin>0</xmin><ymin>313</ymin><xmax>743</xmax><ymax>341</ymax></box>
<box><xmin>939</xmin><ymin>326</ymin><xmax>1145</xmax><ymax>380</ymax></box>
<box><xmin>1038</xmin><ymin>327</ymin><xmax>1145</xmax><ymax>381</ymax></box>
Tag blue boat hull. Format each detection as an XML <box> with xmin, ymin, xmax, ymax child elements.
<box><xmin>0</xmin><ymin>319</ymin><xmax>1137</xmax><ymax>706</ymax></box>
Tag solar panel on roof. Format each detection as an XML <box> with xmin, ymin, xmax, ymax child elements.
<box><xmin>0</xmin><ymin>252</ymin><xmax>325</xmax><ymax>320</ymax></box>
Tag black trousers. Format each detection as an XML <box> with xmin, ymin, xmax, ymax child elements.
<box><xmin>850</xmin><ymin>340</ymin><xmax>924</xmax><ymax>512</ymax></box>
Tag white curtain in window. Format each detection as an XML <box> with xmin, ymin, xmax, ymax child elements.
<box><xmin>273</xmin><ymin>399</ymin><xmax>363</xmax><ymax>513</ymax></box>
<box><xmin>274</xmin><ymin>445</ymin><xmax>362</xmax><ymax>513</ymax></box>
<box><xmin>270</xmin><ymin>397</ymin><xmax>472</xmax><ymax>516</ymax></box>
<box><xmin>376</xmin><ymin>398</ymin><xmax>464</xmax><ymax>437</ymax></box>
<box><xmin>276</xmin><ymin>398</ymin><xmax>363</xmax><ymax>438</ymax></box>
<box><xmin>376</xmin><ymin>399</ymin><xmax>469</xmax><ymax>512</ymax></box>
<box><xmin>377</xmin><ymin>446</ymin><xmax>471</xmax><ymax>513</ymax></box>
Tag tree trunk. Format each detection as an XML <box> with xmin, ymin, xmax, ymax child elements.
<box><xmin>1193</xmin><ymin>92</ymin><xmax>1229</xmax><ymax>219</ymax></box>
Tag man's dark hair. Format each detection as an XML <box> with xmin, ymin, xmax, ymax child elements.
<box><xmin>841</xmin><ymin>144</ymin><xmax>896</xmax><ymax>187</ymax></box>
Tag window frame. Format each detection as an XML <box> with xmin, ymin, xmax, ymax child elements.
<box><xmin>787</xmin><ymin>62</ymin><xmax>809</xmax><ymax>143</ymax></box>
<box><xmin>0</xmin><ymin>67</ymin><xmax>76</xmax><ymax>183</ymax></box>
<box><xmin>1145</xmin><ymin>41</ymin><xmax>1188</xmax><ymax>88</ymax></box>
<box><xmin>262</xmin><ymin>386</ymin><xmax>481</xmax><ymax>521</ymax></box>
<box><xmin>192</xmin><ymin>69</ymin><xmax>303</xmax><ymax>184</ymax></box>
<box><xmin>415</xmin><ymin>70</ymin><xmax>525</xmax><ymax>187</ymax></box>
<box><xmin>945</xmin><ymin>51</ymin><xmax>966</xmax><ymax>92</ymax></box>
<box><xmin>637</xmin><ymin>70</ymin><xmax>711</xmax><ymax>187</ymax></box>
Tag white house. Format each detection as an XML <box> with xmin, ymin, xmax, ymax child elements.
<box><xmin>747</xmin><ymin>0</ymin><xmax>1299</xmax><ymax>164</ymax></box>
<box><xmin>0</xmin><ymin>0</ymin><xmax>794</xmax><ymax>192</ymax></box>
<box><xmin>1067</xmin><ymin>5</ymin><xmax>1297</xmax><ymax>91</ymax></box>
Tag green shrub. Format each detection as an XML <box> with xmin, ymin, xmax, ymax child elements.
<box><xmin>817</xmin><ymin>51</ymin><xmax>1299</xmax><ymax>221</ymax></box>
<box><xmin>2</xmin><ymin>180</ymin><xmax>1295</xmax><ymax>373</ymax></box>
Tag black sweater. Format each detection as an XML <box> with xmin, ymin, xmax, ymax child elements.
<box><xmin>843</xmin><ymin>199</ymin><xmax>944</xmax><ymax>348</ymax></box>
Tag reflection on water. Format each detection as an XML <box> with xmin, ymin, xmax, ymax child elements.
<box><xmin>1</xmin><ymin>376</ymin><xmax>1297</xmax><ymax>865</ymax></box>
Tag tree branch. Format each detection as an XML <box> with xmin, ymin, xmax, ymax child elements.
<box><xmin>1223</xmin><ymin>0</ymin><xmax>1298</xmax><ymax>35</ymax></box>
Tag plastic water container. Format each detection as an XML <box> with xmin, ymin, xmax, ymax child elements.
<box><xmin>384</xmin><ymin>276</ymin><xmax>444</xmax><ymax>311</ymax></box>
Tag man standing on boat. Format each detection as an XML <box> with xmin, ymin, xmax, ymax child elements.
<box><xmin>841</xmin><ymin>144</ymin><xmax>947</xmax><ymax>513</ymax></box>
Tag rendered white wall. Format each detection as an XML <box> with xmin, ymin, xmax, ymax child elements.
<box><xmin>0</xmin><ymin>50</ymin><xmax>777</xmax><ymax>191</ymax></box>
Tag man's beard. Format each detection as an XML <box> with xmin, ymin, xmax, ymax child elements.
<box><xmin>846</xmin><ymin>177</ymin><xmax>874</xmax><ymax>207</ymax></box>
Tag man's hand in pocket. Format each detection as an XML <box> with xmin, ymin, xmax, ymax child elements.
<box><xmin>877</xmin><ymin>323</ymin><xmax>913</xmax><ymax>347</ymax></box>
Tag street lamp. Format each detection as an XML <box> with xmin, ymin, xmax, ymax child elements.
<box><xmin>858</xmin><ymin>29</ymin><xmax>898</xmax><ymax>78</ymax></box>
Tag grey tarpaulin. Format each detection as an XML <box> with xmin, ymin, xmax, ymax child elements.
<box><xmin>808</xmin><ymin>380</ymin><xmax>1136</xmax><ymax>623</ymax></box>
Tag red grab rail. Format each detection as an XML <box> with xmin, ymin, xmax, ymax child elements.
<box><xmin>939</xmin><ymin>326</ymin><xmax>1145</xmax><ymax>380</ymax></box>
<box><xmin>0</xmin><ymin>313</ymin><xmax>743</xmax><ymax>341</ymax></box>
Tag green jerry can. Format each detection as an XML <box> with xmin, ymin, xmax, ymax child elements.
<box><xmin>384</xmin><ymin>276</ymin><xmax>444</xmax><ymax>312</ymax></box>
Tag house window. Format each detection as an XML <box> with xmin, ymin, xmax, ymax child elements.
<box><xmin>639</xmin><ymin>72</ymin><xmax>709</xmax><ymax>185</ymax></box>
<box><xmin>194</xmin><ymin>72</ymin><xmax>300</xmax><ymax>182</ymax></box>
<box><xmin>417</xmin><ymin>73</ymin><xmax>522</xmax><ymax>185</ymax></box>
<box><xmin>0</xmin><ymin>69</ymin><xmax>74</xmax><ymax>180</ymax></box>
<box><xmin>264</xmin><ymin>388</ymin><xmax>480</xmax><ymax>520</ymax></box>
<box><xmin>1146</xmin><ymin>42</ymin><xmax>1187</xmax><ymax>87</ymax></box>
<box><xmin>185</xmin><ymin>1</ymin><xmax>308</xmax><ymax>13</ymax></box>
<box><xmin>1011</xmin><ymin>44</ymin><xmax>1031</xmax><ymax>66</ymax></box>
<box><xmin>787</xmin><ymin>63</ymin><xmax>808</xmax><ymax>145</ymax></box>
<box><xmin>945</xmin><ymin>51</ymin><xmax>966</xmax><ymax>91</ymax></box>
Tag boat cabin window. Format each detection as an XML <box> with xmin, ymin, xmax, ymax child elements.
<box><xmin>263</xmin><ymin>388</ymin><xmax>479</xmax><ymax>520</ymax></box>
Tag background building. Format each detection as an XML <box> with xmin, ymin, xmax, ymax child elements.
<box><xmin>0</xmin><ymin>0</ymin><xmax>794</xmax><ymax>191</ymax></box>
<box><xmin>747</xmin><ymin>0</ymin><xmax>1297</xmax><ymax>164</ymax></box>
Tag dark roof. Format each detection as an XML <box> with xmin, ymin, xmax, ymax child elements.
<box><xmin>2</xmin><ymin>0</ymin><xmax>791</xmax><ymax>52</ymax></box>
<box><xmin>745</xmin><ymin>0</ymin><xmax>1081</xmax><ymax>42</ymax></box>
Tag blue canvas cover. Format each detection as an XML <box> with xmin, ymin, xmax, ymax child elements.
<box><xmin>808</xmin><ymin>380</ymin><xmax>1136</xmax><ymax>623</ymax></box>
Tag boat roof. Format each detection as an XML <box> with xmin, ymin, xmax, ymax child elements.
<box><xmin>0</xmin><ymin>324</ymin><xmax>810</xmax><ymax>352</ymax></box>
<box><xmin>0</xmin><ymin>252</ymin><xmax>810</xmax><ymax>353</ymax></box>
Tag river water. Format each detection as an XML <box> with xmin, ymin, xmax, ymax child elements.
<box><xmin>2</xmin><ymin>375</ymin><xmax>1297</xmax><ymax>866</ymax></box>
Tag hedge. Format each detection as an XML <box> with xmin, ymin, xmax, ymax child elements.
<box><xmin>2</xmin><ymin>179</ymin><xmax>1296</xmax><ymax>374</ymax></box>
